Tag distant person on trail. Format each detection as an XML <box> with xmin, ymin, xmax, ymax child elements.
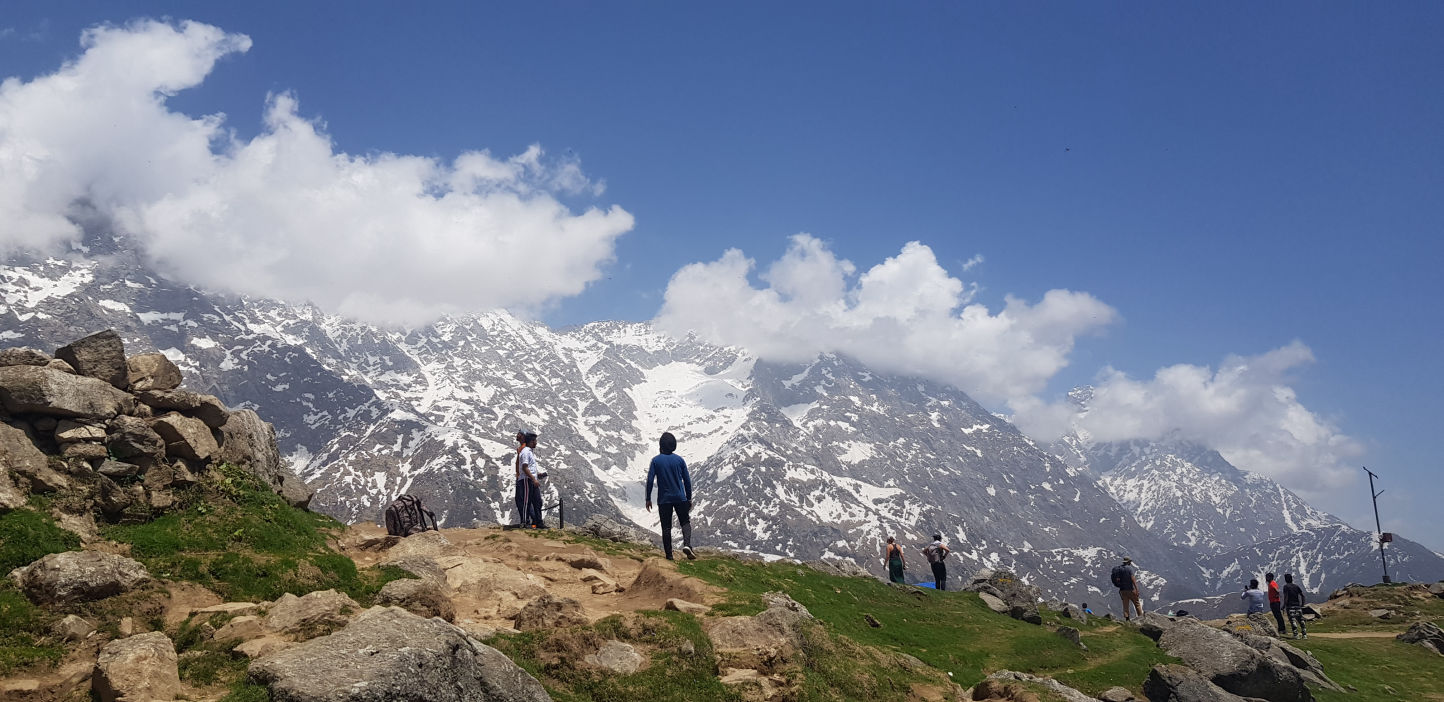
<box><xmin>922</xmin><ymin>534</ymin><xmax>951</xmax><ymax>590</ymax></box>
<box><xmin>883</xmin><ymin>537</ymin><xmax>907</xmax><ymax>584</ymax></box>
<box><xmin>1082</xmin><ymin>603</ymin><xmax>1093</xmax><ymax>615</ymax></box>
<box><xmin>1242</xmin><ymin>578</ymin><xmax>1268</xmax><ymax>614</ymax></box>
<box><xmin>514</xmin><ymin>430</ymin><xmax>541</xmax><ymax>528</ymax></box>
<box><xmin>645</xmin><ymin>431</ymin><xmax>695</xmax><ymax>561</ymax></box>
<box><xmin>1266</xmin><ymin>572</ymin><xmax>1285</xmax><ymax>634</ymax></box>
<box><xmin>1282</xmin><ymin>573</ymin><xmax>1308</xmax><ymax>639</ymax></box>
<box><xmin>1112</xmin><ymin>557</ymin><xmax>1144</xmax><ymax>621</ymax></box>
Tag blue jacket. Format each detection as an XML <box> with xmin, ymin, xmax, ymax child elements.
<box><xmin>646</xmin><ymin>453</ymin><xmax>692</xmax><ymax>505</ymax></box>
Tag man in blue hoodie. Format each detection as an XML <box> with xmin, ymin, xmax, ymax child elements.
<box><xmin>645</xmin><ymin>431</ymin><xmax>695</xmax><ymax>560</ymax></box>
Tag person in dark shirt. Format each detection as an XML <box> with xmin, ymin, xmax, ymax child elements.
<box><xmin>645</xmin><ymin>432</ymin><xmax>695</xmax><ymax>560</ymax></box>
<box><xmin>1282</xmin><ymin>573</ymin><xmax>1308</xmax><ymax>639</ymax></box>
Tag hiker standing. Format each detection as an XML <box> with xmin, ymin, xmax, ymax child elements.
<box><xmin>1282</xmin><ymin>573</ymin><xmax>1308</xmax><ymax>639</ymax></box>
<box><xmin>522</xmin><ymin>432</ymin><xmax>546</xmax><ymax>528</ymax></box>
<box><xmin>1242</xmin><ymin>578</ymin><xmax>1268</xmax><ymax>614</ymax></box>
<box><xmin>645</xmin><ymin>431</ymin><xmax>695</xmax><ymax>561</ymax></box>
<box><xmin>922</xmin><ymin>534</ymin><xmax>951</xmax><ymax>590</ymax></box>
<box><xmin>1266</xmin><ymin>572</ymin><xmax>1285</xmax><ymax>634</ymax></box>
<box><xmin>514</xmin><ymin>430</ymin><xmax>541</xmax><ymax>528</ymax></box>
<box><xmin>883</xmin><ymin>537</ymin><xmax>907</xmax><ymax>584</ymax></box>
<box><xmin>1112</xmin><ymin>557</ymin><xmax>1144</xmax><ymax>621</ymax></box>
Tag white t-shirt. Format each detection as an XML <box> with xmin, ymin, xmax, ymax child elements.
<box><xmin>518</xmin><ymin>447</ymin><xmax>540</xmax><ymax>479</ymax></box>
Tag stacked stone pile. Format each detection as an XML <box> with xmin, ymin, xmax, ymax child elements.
<box><xmin>0</xmin><ymin>330</ymin><xmax>313</xmax><ymax>526</ymax></box>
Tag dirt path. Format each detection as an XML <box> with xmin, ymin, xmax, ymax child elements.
<box><xmin>1306</xmin><ymin>631</ymin><xmax>1400</xmax><ymax>639</ymax></box>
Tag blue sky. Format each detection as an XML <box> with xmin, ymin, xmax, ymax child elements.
<box><xmin>2</xmin><ymin>3</ymin><xmax>1440</xmax><ymax>550</ymax></box>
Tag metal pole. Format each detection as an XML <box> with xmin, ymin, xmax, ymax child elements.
<box><xmin>1365</xmin><ymin>467</ymin><xmax>1391</xmax><ymax>584</ymax></box>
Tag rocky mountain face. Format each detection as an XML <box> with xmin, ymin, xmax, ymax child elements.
<box><xmin>1058</xmin><ymin>431</ymin><xmax>1444</xmax><ymax>615</ymax></box>
<box><xmin>7</xmin><ymin>243</ymin><xmax>1440</xmax><ymax>612</ymax></box>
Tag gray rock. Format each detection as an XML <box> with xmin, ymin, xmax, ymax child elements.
<box><xmin>264</xmin><ymin>590</ymin><xmax>360</xmax><ymax>639</ymax></box>
<box><xmin>1098</xmin><ymin>686</ymin><xmax>1136</xmax><ymax>702</ymax></box>
<box><xmin>1428</xmin><ymin>582</ymin><xmax>1444</xmax><ymax>598</ymax></box>
<box><xmin>985</xmin><ymin>670</ymin><xmax>1095</xmax><ymax>702</ymax></box>
<box><xmin>61</xmin><ymin>441</ymin><xmax>108</xmax><ymax>462</ymax></box>
<box><xmin>1397</xmin><ymin>621</ymin><xmax>1444</xmax><ymax>655</ymax></box>
<box><xmin>1368</xmin><ymin>608</ymin><xmax>1392</xmax><ymax>619</ymax></box>
<box><xmin>1</xmin><ymin>421</ymin><xmax>68</xmax><ymax>492</ymax></box>
<box><xmin>218</xmin><ymin>409</ymin><xmax>312</xmax><ymax>507</ymax></box>
<box><xmin>126</xmin><ymin>353</ymin><xmax>183</xmax><ymax>392</ymax></box>
<box><xmin>55</xmin><ymin>418</ymin><xmax>107</xmax><ymax>442</ymax></box>
<box><xmin>1236</xmin><ymin>632</ymin><xmax>1343</xmax><ymax>691</ymax></box>
<box><xmin>0</xmin><ymin>366</ymin><xmax>134</xmax><ymax>418</ymax></box>
<box><xmin>9</xmin><ymin>550</ymin><xmax>151</xmax><ymax>605</ymax></box>
<box><xmin>0</xmin><ymin>348</ymin><xmax>51</xmax><ymax>367</ymax></box>
<box><xmin>978</xmin><ymin>592</ymin><xmax>1009</xmax><ymax>614</ymax></box>
<box><xmin>250</xmin><ymin>606</ymin><xmax>551</xmax><ymax>702</ymax></box>
<box><xmin>0</xmin><ymin>466</ymin><xmax>24</xmax><ymax>511</ymax></box>
<box><xmin>135</xmin><ymin>389</ymin><xmax>229</xmax><ymax>428</ymax></box>
<box><xmin>151</xmin><ymin>413</ymin><xmax>219</xmax><ymax>461</ymax></box>
<box><xmin>54</xmin><ymin>330</ymin><xmax>128</xmax><ymax>389</ymax></box>
<box><xmin>376</xmin><ymin>578</ymin><xmax>455</xmax><ymax>622</ymax></box>
<box><xmin>965</xmin><ymin>568</ymin><xmax>1044</xmax><ymax>619</ymax></box>
<box><xmin>1055</xmin><ymin>625</ymin><xmax>1086</xmax><ymax>649</ymax></box>
<box><xmin>93</xmin><ymin>632</ymin><xmax>180</xmax><ymax>702</ymax></box>
<box><xmin>577</xmin><ymin>513</ymin><xmax>656</xmax><ymax>545</ymax></box>
<box><xmin>46</xmin><ymin>358</ymin><xmax>76</xmax><ymax>374</ymax></box>
<box><xmin>53</xmin><ymin>614</ymin><xmax>95</xmax><ymax>641</ymax></box>
<box><xmin>1062</xmin><ymin>603</ymin><xmax>1088</xmax><ymax>623</ymax></box>
<box><xmin>514</xmin><ymin>594</ymin><xmax>588</xmax><ymax>631</ymax></box>
<box><xmin>584</xmin><ymin>640</ymin><xmax>644</xmax><ymax>674</ymax></box>
<box><xmin>1143</xmin><ymin>664</ymin><xmax>1252</xmax><ymax>702</ymax></box>
<box><xmin>1136</xmin><ymin>612</ymin><xmax>1180</xmax><ymax>642</ymax></box>
<box><xmin>1010</xmin><ymin>603</ymin><xmax>1043</xmax><ymax>625</ymax></box>
<box><xmin>106</xmin><ymin>415</ymin><xmax>166</xmax><ymax>463</ymax></box>
<box><xmin>1156</xmin><ymin>618</ymin><xmax>1311</xmax><ymax>702</ymax></box>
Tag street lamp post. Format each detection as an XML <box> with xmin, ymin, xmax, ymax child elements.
<box><xmin>1364</xmin><ymin>467</ymin><xmax>1391</xmax><ymax>584</ymax></box>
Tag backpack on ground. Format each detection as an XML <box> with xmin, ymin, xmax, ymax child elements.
<box><xmin>1110</xmin><ymin>564</ymin><xmax>1129</xmax><ymax>588</ymax></box>
<box><xmin>384</xmin><ymin>494</ymin><xmax>439</xmax><ymax>536</ymax></box>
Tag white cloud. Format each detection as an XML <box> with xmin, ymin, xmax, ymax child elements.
<box><xmin>0</xmin><ymin>19</ymin><xmax>632</xmax><ymax>325</ymax></box>
<box><xmin>1015</xmin><ymin>342</ymin><xmax>1364</xmax><ymax>491</ymax></box>
<box><xmin>961</xmin><ymin>253</ymin><xmax>984</xmax><ymax>271</ymax></box>
<box><xmin>653</xmin><ymin>235</ymin><xmax>1118</xmax><ymax>404</ymax></box>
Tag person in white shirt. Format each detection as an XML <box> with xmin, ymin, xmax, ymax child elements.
<box><xmin>520</xmin><ymin>432</ymin><xmax>546</xmax><ymax>528</ymax></box>
<box><xmin>513</xmin><ymin>430</ymin><xmax>540</xmax><ymax>527</ymax></box>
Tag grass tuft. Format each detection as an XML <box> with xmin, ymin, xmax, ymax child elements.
<box><xmin>0</xmin><ymin>507</ymin><xmax>81</xmax><ymax>573</ymax></box>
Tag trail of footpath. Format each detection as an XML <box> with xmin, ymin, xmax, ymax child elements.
<box><xmin>1306</xmin><ymin>631</ymin><xmax>1399</xmax><ymax>639</ymax></box>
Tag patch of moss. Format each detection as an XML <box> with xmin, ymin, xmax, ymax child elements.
<box><xmin>0</xmin><ymin>507</ymin><xmax>81</xmax><ymax>573</ymax></box>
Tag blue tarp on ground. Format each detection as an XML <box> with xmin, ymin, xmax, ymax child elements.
<box><xmin>915</xmin><ymin>582</ymin><xmax>936</xmax><ymax>588</ymax></box>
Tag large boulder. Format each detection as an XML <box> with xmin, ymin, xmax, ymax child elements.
<box><xmin>135</xmin><ymin>389</ymin><xmax>229</xmax><ymax>428</ymax></box>
<box><xmin>1</xmin><ymin>421</ymin><xmax>68</xmax><ymax>493</ymax></box>
<box><xmin>1397</xmin><ymin>621</ymin><xmax>1444</xmax><ymax>655</ymax></box>
<box><xmin>125</xmin><ymin>353</ymin><xmax>182</xmax><ymax>392</ymax></box>
<box><xmin>578</xmin><ymin>513</ymin><xmax>656</xmax><ymax>545</ymax></box>
<box><xmin>706</xmin><ymin>591</ymin><xmax>816</xmax><ymax>673</ymax></box>
<box><xmin>106</xmin><ymin>415</ymin><xmax>167</xmax><ymax>464</ymax></box>
<box><xmin>93</xmin><ymin>632</ymin><xmax>181</xmax><ymax>702</ymax></box>
<box><xmin>376</xmin><ymin>578</ymin><xmax>455</xmax><ymax>622</ymax></box>
<box><xmin>218</xmin><ymin>409</ymin><xmax>313</xmax><ymax>508</ymax></box>
<box><xmin>984</xmin><ymin>671</ymin><xmax>1095</xmax><ymax>702</ymax></box>
<box><xmin>0</xmin><ymin>467</ymin><xmax>25</xmax><ymax>510</ymax></box>
<box><xmin>250</xmin><ymin>606</ymin><xmax>551</xmax><ymax>702</ymax></box>
<box><xmin>0</xmin><ymin>348</ymin><xmax>51</xmax><ymax>367</ymax></box>
<box><xmin>10</xmin><ymin>550</ymin><xmax>151</xmax><ymax>605</ymax></box>
<box><xmin>56</xmin><ymin>418</ymin><xmax>107</xmax><ymax>442</ymax></box>
<box><xmin>1143</xmin><ymin>664</ymin><xmax>1253</xmax><ymax>702</ymax></box>
<box><xmin>151</xmin><ymin>413</ymin><xmax>219</xmax><ymax>461</ymax></box>
<box><xmin>964</xmin><ymin>568</ymin><xmax>1043</xmax><ymax>622</ymax></box>
<box><xmin>513</xmin><ymin>594</ymin><xmax>588</xmax><ymax>631</ymax></box>
<box><xmin>0</xmin><ymin>366</ymin><xmax>134</xmax><ymax>418</ymax></box>
<box><xmin>1236</xmin><ymin>632</ymin><xmax>1343</xmax><ymax>691</ymax></box>
<box><xmin>264</xmin><ymin>589</ymin><xmax>360</xmax><ymax>639</ymax></box>
<box><xmin>584</xmin><ymin>640</ymin><xmax>644</xmax><ymax>674</ymax></box>
<box><xmin>55</xmin><ymin>330</ymin><xmax>128</xmax><ymax>389</ymax></box>
<box><xmin>1156</xmin><ymin>618</ymin><xmax>1312</xmax><ymax>702</ymax></box>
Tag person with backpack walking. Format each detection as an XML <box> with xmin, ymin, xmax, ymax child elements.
<box><xmin>922</xmin><ymin>534</ymin><xmax>951</xmax><ymax>590</ymax></box>
<box><xmin>1281</xmin><ymin>573</ymin><xmax>1308</xmax><ymax>639</ymax></box>
<box><xmin>514</xmin><ymin>430</ymin><xmax>541</xmax><ymax>528</ymax></box>
<box><xmin>645</xmin><ymin>431</ymin><xmax>695</xmax><ymax>560</ymax></box>
<box><xmin>1112</xmin><ymin>557</ymin><xmax>1144</xmax><ymax>621</ymax></box>
<box><xmin>1266</xmin><ymin>572</ymin><xmax>1285</xmax><ymax>634</ymax></box>
<box><xmin>883</xmin><ymin>537</ymin><xmax>907</xmax><ymax>584</ymax></box>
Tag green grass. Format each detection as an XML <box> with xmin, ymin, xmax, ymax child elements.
<box><xmin>0</xmin><ymin>584</ymin><xmax>64</xmax><ymax>675</ymax></box>
<box><xmin>0</xmin><ymin>506</ymin><xmax>81</xmax><ymax>573</ymax></box>
<box><xmin>104</xmin><ymin>463</ymin><xmax>410</xmax><ymax>603</ymax></box>
<box><xmin>1310</xmin><ymin>585</ymin><xmax>1444</xmax><ymax>633</ymax></box>
<box><xmin>1306</xmin><ymin>637</ymin><xmax>1444</xmax><ymax>701</ymax></box>
<box><xmin>680</xmin><ymin>557</ymin><xmax>1172</xmax><ymax>697</ymax></box>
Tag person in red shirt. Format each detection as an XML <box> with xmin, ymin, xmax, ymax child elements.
<box><xmin>1266</xmin><ymin>572</ymin><xmax>1285</xmax><ymax>634</ymax></box>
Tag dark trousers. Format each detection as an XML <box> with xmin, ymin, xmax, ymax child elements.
<box><xmin>514</xmin><ymin>478</ymin><xmax>532</xmax><ymax>526</ymax></box>
<box><xmin>659</xmin><ymin>502</ymin><xmax>692</xmax><ymax>557</ymax></box>
<box><xmin>527</xmin><ymin>475</ymin><xmax>547</xmax><ymax>527</ymax></box>
<box><xmin>1270</xmin><ymin>602</ymin><xmax>1285</xmax><ymax>633</ymax></box>
<box><xmin>931</xmin><ymin>561</ymin><xmax>947</xmax><ymax>590</ymax></box>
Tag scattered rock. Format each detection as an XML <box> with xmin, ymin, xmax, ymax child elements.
<box><xmin>1368</xmin><ymin>608</ymin><xmax>1393</xmax><ymax>620</ymax></box>
<box><xmin>514</xmin><ymin>593</ymin><xmax>588</xmax><ymax>631</ymax></box>
<box><xmin>150</xmin><ymin>412</ymin><xmax>219</xmax><ymax>461</ymax></box>
<box><xmin>1156</xmin><ymin>618</ymin><xmax>1310</xmax><ymax>701</ymax></box>
<box><xmin>53</xmin><ymin>614</ymin><xmax>96</xmax><ymax>641</ymax></box>
<box><xmin>1061</xmin><ymin>603</ymin><xmax>1088</xmax><ymax>623</ymax></box>
<box><xmin>385</xmin><ymin>530</ymin><xmax>452</xmax><ymax>558</ymax></box>
<box><xmin>1</xmin><ymin>422</ymin><xmax>70</xmax><ymax>492</ymax></box>
<box><xmin>218</xmin><ymin>409</ymin><xmax>314</xmax><ymax>508</ymax></box>
<box><xmin>580</xmin><ymin>568</ymin><xmax>618</xmax><ymax>595</ymax></box>
<box><xmin>1397</xmin><ymin>621</ymin><xmax>1444</xmax><ymax>655</ymax></box>
<box><xmin>865</xmin><ymin>613</ymin><xmax>883</xmax><ymax>628</ymax></box>
<box><xmin>584</xmin><ymin>639</ymin><xmax>645</xmax><ymax>674</ymax></box>
<box><xmin>1009</xmin><ymin>603</ymin><xmax>1043</xmax><ymax>625</ymax></box>
<box><xmin>55</xmin><ymin>418</ymin><xmax>107</xmax><ymax>442</ymax></box>
<box><xmin>214</xmin><ymin>616</ymin><xmax>268</xmax><ymax>643</ymax></box>
<box><xmin>1235</xmin><ymin>631</ymin><xmax>1344</xmax><ymax>691</ymax></box>
<box><xmin>96</xmin><ymin>459</ymin><xmax>142</xmax><ymax>478</ymax></box>
<box><xmin>92</xmin><ymin>632</ymin><xmax>181</xmax><ymax>702</ymax></box>
<box><xmin>126</xmin><ymin>353</ymin><xmax>183</xmax><ymax>392</ymax></box>
<box><xmin>118</xmin><ymin>617</ymin><xmax>135</xmax><ymax>637</ymax></box>
<box><xmin>61</xmin><ymin>440</ymin><xmax>109</xmax><ymax>461</ymax></box>
<box><xmin>264</xmin><ymin>589</ymin><xmax>360</xmax><ymax>639</ymax></box>
<box><xmin>0</xmin><ymin>366</ymin><xmax>135</xmax><ymax>418</ymax></box>
<box><xmin>554</xmin><ymin>552</ymin><xmax>610</xmax><ymax>571</ymax></box>
<box><xmin>1054</xmin><ymin>625</ymin><xmax>1085</xmax><ymax>649</ymax></box>
<box><xmin>1427</xmin><ymin>581</ymin><xmax>1444</xmax><ymax>598</ymax></box>
<box><xmin>804</xmin><ymin>557</ymin><xmax>872</xmax><ymax>579</ymax></box>
<box><xmin>377</xmin><ymin>577</ymin><xmax>456</xmax><ymax>622</ymax></box>
<box><xmin>193</xmin><ymin>601</ymin><xmax>263</xmax><ymax>617</ymax></box>
<box><xmin>382</xmin><ymin>555</ymin><xmax>448</xmax><ymax>583</ymax></box>
<box><xmin>106</xmin><ymin>415</ymin><xmax>166</xmax><ymax>463</ymax></box>
<box><xmin>235</xmin><ymin>635</ymin><xmax>293</xmax><ymax>660</ymax></box>
<box><xmin>985</xmin><ymin>671</ymin><xmax>1095</xmax><ymax>702</ymax></box>
<box><xmin>1135</xmin><ymin>612</ymin><xmax>1178</xmax><ymax>642</ymax></box>
<box><xmin>0</xmin><ymin>347</ymin><xmax>51</xmax><ymax>367</ymax></box>
<box><xmin>707</xmin><ymin>591</ymin><xmax>816</xmax><ymax>673</ymax></box>
<box><xmin>1143</xmin><ymin>664</ymin><xmax>1252</xmax><ymax>702</ymax></box>
<box><xmin>664</xmin><ymin>598</ymin><xmax>710</xmax><ymax>615</ymax></box>
<box><xmin>1098</xmin><ymin>686</ymin><xmax>1136</xmax><ymax>702</ymax></box>
<box><xmin>978</xmin><ymin>592</ymin><xmax>1009</xmax><ymax>614</ymax></box>
<box><xmin>135</xmin><ymin>389</ymin><xmax>229</xmax><ymax>428</ymax></box>
<box><xmin>250</xmin><ymin>606</ymin><xmax>551</xmax><ymax>702</ymax></box>
<box><xmin>10</xmin><ymin>550</ymin><xmax>151</xmax><ymax>605</ymax></box>
<box><xmin>0</xmin><ymin>465</ymin><xmax>26</xmax><ymax>510</ymax></box>
<box><xmin>577</xmin><ymin>513</ymin><xmax>656</xmax><ymax>545</ymax></box>
<box><xmin>55</xmin><ymin>330</ymin><xmax>129</xmax><ymax>389</ymax></box>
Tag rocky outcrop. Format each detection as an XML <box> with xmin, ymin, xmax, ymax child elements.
<box><xmin>55</xmin><ymin>330</ymin><xmax>129</xmax><ymax>390</ymax></box>
<box><xmin>513</xmin><ymin>593</ymin><xmax>588</xmax><ymax>631</ymax></box>
<box><xmin>983</xmin><ymin>670</ymin><xmax>1094</xmax><ymax>702</ymax></box>
<box><xmin>584</xmin><ymin>640</ymin><xmax>644</xmax><ymax>674</ymax></box>
<box><xmin>0</xmin><ymin>347</ymin><xmax>51</xmax><ymax>367</ymax></box>
<box><xmin>10</xmin><ymin>550</ymin><xmax>151</xmax><ymax>605</ymax></box>
<box><xmin>92</xmin><ymin>632</ymin><xmax>181</xmax><ymax>702</ymax></box>
<box><xmin>1235</xmin><ymin>632</ymin><xmax>1343</xmax><ymax>691</ymax></box>
<box><xmin>1143</xmin><ymin>664</ymin><xmax>1253</xmax><ymax>702</ymax></box>
<box><xmin>125</xmin><ymin>353</ymin><xmax>182</xmax><ymax>392</ymax></box>
<box><xmin>263</xmin><ymin>590</ymin><xmax>359</xmax><ymax>639</ymax></box>
<box><xmin>964</xmin><ymin>569</ymin><xmax>1044</xmax><ymax>625</ymax></box>
<box><xmin>250</xmin><ymin>606</ymin><xmax>551</xmax><ymax>702</ymax></box>
<box><xmin>706</xmin><ymin>592</ymin><xmax>816</xmax><ymax>673</ymax></box>
<box><xmin>1397</xmin><ymin>621</ymin><xmax>1444</xmax><ymax>655</ymax></box>
<box><xmin>1155</xmin><ymin>618</ymin><xmax>1312</xmax><ymax>702</ymax></box>
<box><xmin>376</xmin><ymin>578</ymin><xmax>455</xmax><ymax>622</ymax></box>
<box><xmin>577</xmin><ymin>514</ymin><xmax>655</xmax><ymax>545</ymax></box>
<box><xmin>151</xmin><ymin>413</ymin><xmax>219</xmax><ymax>461</ymax></box>
<box><xmin>0</xmin><ymin>366</ymin><xmax>134</xmax><ymax>418</ymax></box>
<box><xmin>218</xmin><ymin>409</ymin><xmax>313</xmax><ymax>508</ymax></box>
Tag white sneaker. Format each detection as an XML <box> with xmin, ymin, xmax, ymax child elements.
<box><xmin>682</xmin><ymin>546</ymin><xmax>696</xmax><ymax>560</ymax></box>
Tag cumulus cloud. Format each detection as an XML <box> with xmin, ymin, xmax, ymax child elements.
<box><xmin>653</xmin><ymin>235</ymin><xmax>1118</xmax><ymax>404</ymax></box>
<box><xmin>0</xmin><ymin>20</ymin><xmax>632</xmax><ymax>325</ymax></box>
<box><xmin>1014</xmin><ymin>342</ymin><xmax>1364</xmax><ymax>490</ymax></box>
